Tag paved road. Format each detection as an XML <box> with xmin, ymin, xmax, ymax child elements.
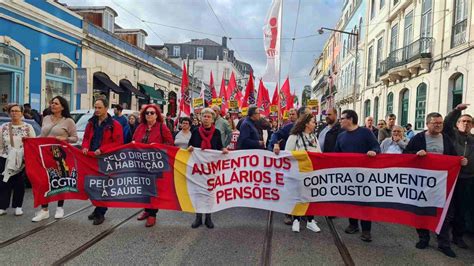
<box><xmin>1</xmin><ymin>189</ymin><xmax>473</xmax><ymax>265</ymax></box>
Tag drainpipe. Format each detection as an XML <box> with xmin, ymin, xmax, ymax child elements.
<box><xmin>437</xmin><ymin>1</ymin><xmax>447</xmax><ymax>112</ymax></box>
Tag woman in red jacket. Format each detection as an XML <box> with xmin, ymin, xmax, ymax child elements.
<box><xmin>133</xmin><ymin>104</ymin><xmax>174</xmax><ymax>227</ymax></box>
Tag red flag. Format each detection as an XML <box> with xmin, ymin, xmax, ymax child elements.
<box><xmin>256</xmin><ymin>79</ymin><xmax>271</xmax><ymax>116</ymax></box>
<box><xmin>218</xmin><ymin>76</ymin><xmax>228</xmax><ymax>113</ymax></box>
<box><xmin>280</xmin><ymin>77</ymin><xmax>293</xmax><ymax>114</ymax></box>
<box><xmin>209</xmin><ymin>72</ymin><xmax>217</xmax><ymax>105</ymax></box>
<box><xmin>271</xmin><ymin>84</ymin><xmax>279</xmax><ymax>106</ymax></box>
<box><xmin>179</xmin><ymin>63</ymin><xmax>191</xmax><ymax>116</ymax></box>
<box><xmin>241</xmin><ymin>73</ymin><xmax>255</xmax><ymax>108</ymax></box>
<box><xmin>228</xmin><ymin>72</ymin><xmax>242</xmax><ymax>106</ymax></box>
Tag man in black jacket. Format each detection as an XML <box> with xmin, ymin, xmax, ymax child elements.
<box><xmin>443</xmin><ymin>103</ymin><xmax>473</xmax><ymax>249</ymax></box>
<box><xmin>317</xmin><ymin>108</ymin><xmax>344</xmax><ymax>152</ymax></box>
<box><xmin>404</xmin><ymin>112</ymin><xmax>467</xmax><ymax>258</ymax></box>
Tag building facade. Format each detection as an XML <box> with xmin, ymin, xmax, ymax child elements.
<box><xmin>162</xmin><ymin>37</ymin><xmax>253</xmax><ymax>95</ymax></box>
<box><xmin>1</xmin><ymin>2</ymin><xmax>184</xmax><ymax>116</ymax></box>
<box><xmin>0</xmin><ymin>0</ymin><xmax>83</xmax><ymax>112</ymax></box>
<box><xmin>312</xmin><ymin>0</ymin><xmax>474</xmax><ymax>130</ymax></box>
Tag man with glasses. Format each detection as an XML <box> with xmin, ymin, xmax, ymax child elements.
<box><xmin>335</xmin><ymin>109</ymin><xmax>380</xmax><ymax>242</ymax></box>
<box><xmin>405</xmin><ymin>112</ymin><xmax>467</xmax><ymax>257</ymax></box>
<box><xmin>318</xmin><ymin>108</ymin><xmax>344</xmax><ymax>152</ymax></box>
<box><xmin>237</xmin><ymin>106</ymin><xmax>264</xmax><ymax>149</ymax></box>
<box><xmin>443</xmin><ymin>103</ymin><xmax>473</xmax><ymax>249</ymax></box>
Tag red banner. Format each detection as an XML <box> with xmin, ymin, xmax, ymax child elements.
<box><xmin>24</xmin><ymin>138</ymin><xmax>461</xmax><ymax>233</ymax></box>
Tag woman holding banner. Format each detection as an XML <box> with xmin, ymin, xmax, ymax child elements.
<box><xmin>133</xmin><ymin>104</ymin><xmax>174</xmax><ymax>227</ymax></box>
<box><xmin>285</xmin><ymin>113</ymin><xmax>322</xmax><ymax>233</ymax></box>
<box><xmin>0</xmin><ymin>104</ymin><xmax>36</xmax><ymax>216</ymax></box>
<box><xmin>32</xmin><ymin>96</ymin><xmax>77</xmax><ymax>222</ymax></box>
<box><xmin>187</xmin><ymin>107</ymin><xmax>228</xmax><ymax>229</ymax></box>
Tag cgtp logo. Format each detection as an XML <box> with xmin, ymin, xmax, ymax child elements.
<box><xmin>40</xmin><ymin>144</ymin><xmax>79</xmax><ymax>197</ymax></box>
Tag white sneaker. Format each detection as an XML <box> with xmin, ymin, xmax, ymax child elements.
<box><xmin>292</xmin><ymin>219</ymin><xmax>300</xmax><ymax>233</ymax></box>
<box><xmin>54</xmin><ymin>207</ymin><xmax>64</xmax><ymax>219</ymax></box>
<box><xmin>307</xmin><ymin>220</ymin><xmax>321</xmax><ymax>233</ymax></box>
<box><xmin>0</xmin><ymin>209</ymin><xmax>6</xmax><ymax>215</ymax></box>
<box><xmin>15</xmin><ymin>208</ymin><xmax>23</xmax><ymax>216</ymax></box>
<box><xmin>32</xmin><ymin>209</ymin><xmax>49</xmax><ymax>222</ymax></box>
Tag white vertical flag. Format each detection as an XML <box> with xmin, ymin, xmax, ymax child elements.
<box><xmin>262</xmin><ymin>0</ymin><xmax>282</xmax><ymax>82</ymax></box>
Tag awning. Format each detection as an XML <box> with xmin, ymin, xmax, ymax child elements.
<box><xmin>138</xmin><ymin>83</ymin><xmax>163</xmax><ymax>104</ymax></box>
<box><xmin>119</xmin><ymin>80</ymin><xmax>147</xmax><ymax>99</ymax></box>
<box><xmin>93</xmin><ymin>73</ymin><xmax>123</xmax><ymax>93</ymax></box>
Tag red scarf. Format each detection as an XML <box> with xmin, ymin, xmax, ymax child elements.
<box><xmin>198</xmin><ymin>125</ymin><xmax>215</xmax><ymax>150</ymax></box>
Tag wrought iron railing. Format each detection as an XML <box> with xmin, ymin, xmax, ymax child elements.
<box><xmin>451</xmin><ymin>19</ymin><xmax>467</xmax><ymax>48</ymax></box>
<box><xmin>377</xmin><ymin>37</ymin><xmax>433</xmax><ymax>77</ymax></box>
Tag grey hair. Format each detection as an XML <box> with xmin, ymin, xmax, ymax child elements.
<box><xmin>201</xmin><ymin>107</ymin><xmax>216</xmax><ymax>120</ymax></box>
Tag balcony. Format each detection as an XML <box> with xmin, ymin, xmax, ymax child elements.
<box><xmin>452</xmin><ymin>19</ymin><xmax>467</xmax><ymax>48</ymax></box>
<box><xmin>379</xmin><ymin>37</ymin><xmax>433</xmax><ymax>85</ymax></box>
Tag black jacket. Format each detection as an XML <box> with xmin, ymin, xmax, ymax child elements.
<box><xmin>318</xmin><ymin>122</ymin><xmax>344</xmax><ymax>152</ymax></box>
<box><xmin>188</xmin><ymin>127</ymin><xmax>223</xmax><ymax>150</ymax></box>
<box><xmin>404</xmin><ymin>130</ymin><xmax>457</xmax><ymax>156</ymax></box>
<box><xmin>444</xmin><ymin>109</ymin><xmax>474</xmax><ymax>178</ymax></box>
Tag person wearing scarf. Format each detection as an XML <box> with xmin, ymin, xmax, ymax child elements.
<box><xmin>187</xmin><ymin>108</ymin><xmax>228</xmax><ymax>229</ymax></box>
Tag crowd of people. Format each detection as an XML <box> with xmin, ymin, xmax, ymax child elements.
<box><xmin>0</xmin><ymin>96</ymin><xmax>472</xmax><ymax>258</ymax></box>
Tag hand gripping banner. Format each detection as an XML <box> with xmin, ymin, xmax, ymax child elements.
<box><xmin>24</xmin><ymin>138</ymin><xmax>461</xmax><ymax>233</ymax></box>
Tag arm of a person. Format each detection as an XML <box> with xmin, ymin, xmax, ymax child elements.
<box><xmin>162</xmin><ymin>123</ymin><xmax>174</xmax><ymax>145</ymax></box>
<box><xmin>368</xmin><ymin>131</ymin><xmax>381</xmax><ymax>153</ymax></box>
<box><xmin>285</xmin><ymin>135</ymin><xmax>297</xmax><ymax>151</ymax></box>
<box><xmin>100</xmin><ymin>122</ymin><xmax>124</xmax><ymax>152</ymax></box>
<box><xmin>380</xmin><ymin>139</ymin><xmax>389</xmax><ymax>153</ymax></box>
<box><xmin>334</xmin><ymin>135</ymin><xmax>342</xmax><ymax>152</ymax></box>
<box><xmin>28</xmin><ymin>124</ymin><xmax>36</xmax><ymax>137</ymax></box>
<box><xmin>443</xmin><ymin>109</ymin><xmax>461</xmax><ymax>137</ymax></box>
<box><xmin>398</xmin><ymin>138</ymin><xmax>409</xmax><ymax>150</ymax></box>
<box><xmin>225</xmin><ymin>121</ymin><xmax>232</xmax><ymax>147</ymax></box>
<box><xmin>81</xmin><ymin>123</ymin><xmax>92</xmax><ymax>149</ymax></box>
<box><xmin>377</xmin><ymin>129</ymin><xmax>386</xmax><ymax>143</ymax></box>
<box><xmin>403</xmin><ymin>137</ymin><xmax>417</xmax><ymax>154</ymax></box>
<box><xmin>215</xmin><ymin>130</ymin><xmax>223</xmax><ymax>150</ymax></box>
<box><xmin>66</xmin><ymin>118</ymin><xmax>78</xmax><ymax>143</ymax></box>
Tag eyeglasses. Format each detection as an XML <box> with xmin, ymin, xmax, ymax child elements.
<box><xmin>10</xmin><ymin>110</ymin><xmax>21</xmax><ymax>113</ymax></box>
<box><xmin>340</xmin><ymin>117</ymin><xmax>348</xmax><ymax>120</ymax></box>
<box><xmin>145</xmin><ymin>111</ymin><xmax>156</xmax><ymax>115</ymax></box>
<box><xmin>377</xmin><ymin>123</ymin><xmax>384</xmax><ymax>126</ymax></box>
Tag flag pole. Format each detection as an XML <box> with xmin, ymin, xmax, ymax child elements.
<box><xmin>277</xmin><ymin>0</ymin><xmax>283</xmax><ymax>128</ymax></box>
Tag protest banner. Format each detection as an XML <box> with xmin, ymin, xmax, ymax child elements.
<box><xmin>24</xmin><ymin>138</ymin><xmax>461</xmax><ymax>233</ymax></box>
<box><xmin>193</xmin><ymin>98</ymin><xmax>204</xmax><ymax>109</ymax></box>
<box><xmin>212</xmin><ymin>98</ymin><xmax>222</xmax><ymax>106</ymax></box>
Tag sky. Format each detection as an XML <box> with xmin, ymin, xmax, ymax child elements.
<box><xmin>62</xmin><ymin>0</ymin><xmax>344</xmax><ymax>99</ymax></box>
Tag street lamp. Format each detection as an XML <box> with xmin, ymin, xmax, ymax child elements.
<box><xmin>318</xmin><ymin>27</ymin><xmax>359</xmax><ymax>110</ymax></box>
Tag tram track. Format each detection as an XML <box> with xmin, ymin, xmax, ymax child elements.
<box><xmin>0</xmin><ymin>204</ymin><xmax>93</xmax><ymax>249</ymax></box>
<box><xmin>260</xmin><ymin>212</ymin><xmax>354</xmax><ymax>266</ymax></box>
<box><xmin>52</xmin><ymin>209</ymin><xmax>141</xmax><ymax>266</ymax></box>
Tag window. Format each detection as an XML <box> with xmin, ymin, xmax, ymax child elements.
<box><xmin>0</xmin><ymin>45</ymin><xmax>23</xmax><ymax>69</ymax></box>
<box><xmin>452</xmin><ymin>0</ymin><xmax>468</xmax><ymax>47</ymax></box>
<box><xmin>173</xmin><ymin>46</ymin><xmax>180</xmax><ymax>57</ymax></box>
<box><xmin>400</xmin><ymin>89</ymin><xmax>409</xmax><ymax>126</ymax></box>
<box><xmin>421</xmin><ymin>0</ymin><xmax>433</xmax><ymax>38</ymax></box>
<box><xmin>137</xmin><ymin>34</ymin><xmax>145</xmax><ymax>49</ymax></box>
<box><xmin>45</xmin><ymin>60</ymin><xmax>74</xmax><ymax>108</ymax></box>
<box><xmin>451</xmin><ymin>73</ymin><xmax>463</xmax><ymax>109</ymax></box>
<box><xmin>196</xmin><ymin>47</ymin><xmax>204</xmax><ymax>59</ymax></box>
<box><xmin>386</xmin><ymin>92</ymin><xmax>394</xmax><ymax>115</ymax></box>
<box><xmin>223</xmin><ymin>50</ymin><xmax>228</xmax><ymax>60</ymax></box>
<box><xmin>371</xmin><ymin>0</ymin><xmax>376</xmax><ymax>19</ymax></box>
<box><xmin>374</xmin><ymin>96</ymin><xmax>379</xmax><ymax>122</ymax></box>
<box><xmin>376</xmin><ymin>37</ymin><xmax>383</xmax><ymax>79</ymax></box>
<box><xmin>367</xmin><ymin>45</ymin><xmax>373</xmax><ymax>85</ymax></box>
<box><xmin>415</xmin><ymin>83</ymin><xmax>427</xmax><ymax>130</ymax></box>
<box><xmin>364</xmin><ymin>99</ymin><xmax>371</xmax><ymax>118</ymax></box>
<box><xmin>380</xmin><ymin>0</ymin><xmax>385</xmax><ymax>9</ymax></box>
<box><xmin>393</xmin><ymin>0</ymin><xmax>399</xmax><ymax>6</ymax></box>
<box><xmin>102</xmin><ymin>11</ymin><xmax>114</xmax><ymax>32</ymax></box>
<box><xmin>390</xmin><ymin>24</ymin><xmax>398</xmax><ymax>52</ymax></box>
<box><xmin>404</xmin><ymin>11</ymin><xmax>414</xmax><ymax>59</ymax></box>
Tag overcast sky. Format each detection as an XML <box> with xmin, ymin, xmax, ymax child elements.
<box><xmin>62</xmin><ymin>0</ymin><xmax>343</xmax><ymax>98</ymax></box>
